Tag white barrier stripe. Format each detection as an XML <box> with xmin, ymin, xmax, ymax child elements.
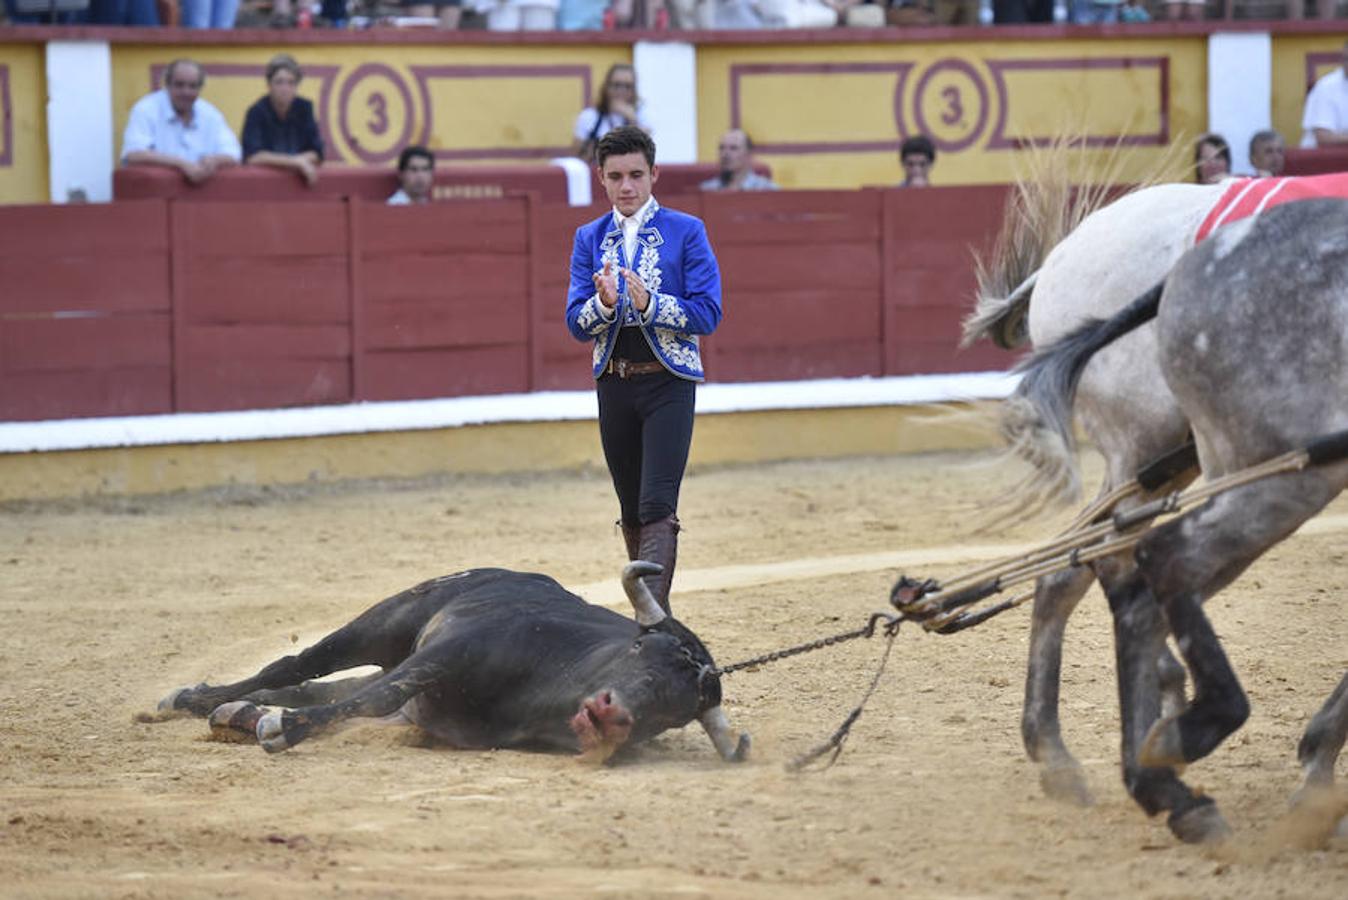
<box><xmin>1249</xmin><ymin>177</ymin><xmax>1291</xmax><ymax>216</ymax></box>
<box><xmin>1207</xmin><ymin>178</ymin><xmax>1265</xmax><ymax>233</ymax></box>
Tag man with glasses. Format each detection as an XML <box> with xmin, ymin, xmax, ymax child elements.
<box><xmin>122</xmin><ymin>59</ymin><xmax>241</xmax><ymax>185</ymax></box>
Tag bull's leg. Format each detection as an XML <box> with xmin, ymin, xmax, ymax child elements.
<box><xmin>163</xmin><ymin>583</ymin><xmax>454</xmax><ymax>717</ymax></box>
<box><xmin>204</xmin><ymin>673</ymin><xmax>389</xmax><ymax>744</ymax></box>
<box><xmin>255</xmin><ymin>652</ymin><xmax>449</xmax><ymax>753</ymax></box>
<box><xmin>1104</xmin><ymin>568</ymin><xmax>1228</xmax><ymax>843</ymax></box>
<box><xmin>1022</xmin><ymin>566</ymin><xmax>1096</xmax><ymax>805</ymax></box>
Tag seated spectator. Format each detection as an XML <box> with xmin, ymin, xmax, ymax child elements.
<box><xmin>1069</xmin><ymin>0</ymin><xmax>1124</xmax><ymax>22</ymax></box>
<box><xmin>572</xmin><ymin>64</ymin><xmax>651</xmax><ymax>164</ymax></box>
<box><xmin>701</xmin><ymin>129</ymin><xmax>778</xmax><ymax>191</ymax></box>
<box><xmin>758</xmin><ymin>0</ymin><xmax>860</xmax><ymax>25</ymax></box>
<box><xmin>181</xmin><ymin>0</ymin><xmax>239</xmax><ymax>27</ymax></box>
<box><xmin>1248</xmin><ymin>129</ymin><xmax>1286</xmax><ymax>177</ymax></box>
<box><xmin>992</xmin><ymin>0</ymin><xmax>1052</xmax><ymax>21</ymax></box>
<box><xmin>608</xmin><ymin>0</ymin><xmax>668</xmax><ymax>26</ymax></box>
<box><xmin>899</xmin><ymin>134</ymin><xmax>935</xmax><ymax>187</ymax></box>
<box><xmin>1301</xmin><ymin>41</ymin><xmax>1348</xmax><ymax>148</ymax></box>
<box><xmin>121</xmin><ymin>59</ymin><xmax>241</xmax><ymax>186</ymax></box>
<box><xmin>242</xmin><ymin>55</ymin><xmax>324</xmax><ymax>187</ymax></box>
<box><xmin>1162</xmin><ymin>0</ymin><xmax>1201</xmax><ymax>20</ymax></box>
<box><xmin>472</xmin><ymin>0</ymin><xmax>556</xmax><ymax>27</ymax></box>
<box><xmin>389</xmin><ymin>146</ymin><xmax>435</xmax><ymax>205</ymax></box>
<box><xmin>405</xmin><ymin>0</ymin><xmax>462</xmax><ymax>27</ymax></box>
<box><xmin>1193</xmin><ymin>133</ymin><xmax>1232</xmax><ymax>184</ymax></box>
<box><xmin>1119</xmin><ymin>0</ymin><xmax>1149</xmax><ymax>20</ymax></box>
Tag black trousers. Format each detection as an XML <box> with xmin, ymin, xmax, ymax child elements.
<box><xmin>596</xmin><ymin>369</ymin><xmax>696</xmax><ymax>526</ymax></box>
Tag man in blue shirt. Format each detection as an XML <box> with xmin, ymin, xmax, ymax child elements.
<box><xmin>566</xmin><ymin>126</ymin><xmax>723</xmax><ymax>614</ymax></box>
<box><xmin>121</xmin><ymin>59</ymin><xmax>241</xmax><ymax>185</ymax></box>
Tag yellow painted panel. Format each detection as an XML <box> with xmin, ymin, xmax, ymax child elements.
<box><xmin>0</xmin><ymin>44</ymin><xmax>49</xmax><ymax>205</ymax></box>
<box><xmin>109</xmin><ymin>45</ymin><xmax>630</xmax><ymax>167</ymax></box>
<box><xmin>1271</xmin><ymin>35</ymin><xmax>1346</xmax><ymax>150</ymax></box>
<box><xmin>699</xmin><ymin>39</ymin><xmax>1207</xmax><ymax>189</ymax></box>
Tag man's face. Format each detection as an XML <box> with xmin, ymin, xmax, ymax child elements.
<box><xmin>600</xmin><ymin>151</ymin><xmax>658</xmax><ymax>217</ymax></box>
<box><xmin>399</xmin><ymin>157</ymin><xmax>435</xmax><ymax>203</ymax></box>
<box><xmin>166</xmin><ymin>63</ymin><xmax>203</xmax><ymax>119</ymax></box>
<box><xmin>901</xmin><ymin>152</ymin><xmax>932</xmax><ymax>187</ymax></box>
<box><xmin>718</xmin><ymin>130</ymin><xmax>751</xmax><ymax>176</ymax></box>
<box><xmin>268</xmin><ymin>69</ymin><xmax>299</xmax><ymax>111</ymax></box>
<box><xmin>1250</xmin><ymin>137</ymin><xmax>1286</xmax><ymax>176</ymax></box>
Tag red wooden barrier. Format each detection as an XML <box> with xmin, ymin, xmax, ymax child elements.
<box><xmin>1</xmin><ymin>186</ymin><xmax>1016</xmax><ymax>423</ymax></box>
<box><xmin>0</xmin><ymin>201</ymin><xmax>173</xmax><ymax>420</ymax></box>
<box><xmin>1284</xmin><ymin>147</ymin><xmax>1348</xmax><ymax>176</ymax></box>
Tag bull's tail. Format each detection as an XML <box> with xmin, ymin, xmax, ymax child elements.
<box><xmin>1001</xmin><ymin>280</ymin><xmax>1166</xmax><ymax>508</ymax></box>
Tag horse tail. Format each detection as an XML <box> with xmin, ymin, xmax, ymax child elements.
<box><xmin>963</xmin><ymin>132</ymin><xmax>1170</xmax><ymax>351</ymax></box>
<box><xmin>1000</xmin><ymin>280</ymin><xmax>1166</xmax><ymax>506</ymax></box>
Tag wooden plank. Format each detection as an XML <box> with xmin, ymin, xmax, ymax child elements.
<box><xmin>361</xmin><ymin>254</ymin><xmax>529</xmax><ymax>306</ymax></box>
<box><xmin>715</xmin><ymin>288</ymin><xmax>881</xmax><ymax>347</ymax></box>
<box><xmin>179</xmin><ymin>324</ymin><xmax>351</xmax><ymax>360</ymax></box>
<box><xmin>719</xmin><ymin>243</ymin><xmax>880</xmax><ymax>292</ymax></box>
<box><xmin>359</xmin><ymin>199</ymin><xmax>530</xmax><ymax>255</ymax></box>
<box><xmin>708</xmin><ymin>341</ymin><xmax>881</xmax><ymax>383</ymax></box>
<box><xmin>180</xmin><ymin>202</ymin><xmax>348</xmax><ymax>257</ymax></box>
<box><xmin>176</xmin><ymin>358</ymin><xmax>351</xmax><ymax>412</ymax></box>
<box><xmin>0</xmin><ymin>201</ymin><xmax>169</xmax><ymax>258</ymax></box>
<box><xmin>1</xmin><ymin>314</ymin><xmax>172</xmax><ymax>372</ymax></box>
<box><xmin>364</xmin><ymin>298</ymin><xmax>528</xmax><ymax>351</ymax></box>
<box><xmin>0</xmin><ymin>368</ymin><xmax>171</xmax><ymax>421</ymax></box>
<box><xmin>181</xmin><ymin>256</ymin><xmax>351</xmax><ymax>325</ymax></box>
<box><xmin>702</xmin><ymin>191</ymin><xmax>882</xmax><ymax>245</ymax></box>
<box><xmin>360</xmin><ymin>346</ymin><xmax>530</xmax><ymax>401</ymax></box>
<box><xmin>0</xmin><ymin>255</ymin><xmax>172</xmax><ymax>316</ymax></box>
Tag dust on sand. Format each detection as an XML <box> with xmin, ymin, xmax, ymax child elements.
<box><xmin>2</xmin><ymin>451</ymin><xmax>1345</xmax><ymax>898</ymax></box>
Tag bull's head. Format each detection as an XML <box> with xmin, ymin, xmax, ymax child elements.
<box><xmin>620</xmin><ymin>561</ymin><xmax>750</xmax><ymax>763</ymax></box>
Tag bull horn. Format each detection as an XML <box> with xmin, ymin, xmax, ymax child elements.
<box><xmin>622</xmin><ymin>561</ymin><xmax>667</xmax><ymax>627</ymax></box>
<box><xmin>699</xmin><ymin>706</ymin><xmax>750</xmax><ymax>763</ymax></box>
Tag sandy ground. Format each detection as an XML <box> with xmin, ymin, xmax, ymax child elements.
<box><xmin>1</xmin><ymin>448</ymin><xmax>1346</xmax><ymax>899</ymax></box>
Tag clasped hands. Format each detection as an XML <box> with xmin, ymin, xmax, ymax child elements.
<box><xmin>594</xmin><ymin>261</ymin><xmax>650</xmax><ymax>313</ymax></box>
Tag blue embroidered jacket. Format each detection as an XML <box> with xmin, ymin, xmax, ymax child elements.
<box><xmin>565</xmin><ymin>198</ymin><xmax>722</xmax><ymax>381</ymax></box>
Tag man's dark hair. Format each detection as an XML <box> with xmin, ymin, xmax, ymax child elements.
<box><xmin>164</xmin><ymin>59</ymin><xmax>204</xmax><ymax>88</ymax></box>
<box><xmin>398</xmin><ymin>145</ymin><xmax>434</xmax><ymax>172</ymax></box>
<box><xmin>900</xmin><ymin>134</ymin><xmax>936</xmax><ymax>163</ymax></box>
<box><xmin>1248</xmin><ymin>129</ymin><xmax>1283</xmax><ymax>156</ymax></box>
<box><xmin>596</xmin><ymin>126</ymin><xmax>656</xmax><ymax>168</ymax></box>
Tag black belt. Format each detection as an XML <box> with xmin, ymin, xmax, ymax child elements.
<box><xmin>604</xmin><ymin>358</ymin><xmax>666</xmax><ymax>378</ymax></box>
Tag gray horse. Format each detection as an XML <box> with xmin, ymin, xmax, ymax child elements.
<box><xmin>1011</xmin><ymin>197</ymin><xmax>1348</xmax><ymax>843</ymax></box>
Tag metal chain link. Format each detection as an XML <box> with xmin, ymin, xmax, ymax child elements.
<box><xmin>708</xmin><ymin>612</ymin><xmax>902</xmax><ymax>678</ymax></box>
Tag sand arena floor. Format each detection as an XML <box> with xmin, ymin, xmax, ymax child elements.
<box><xmin>1</xmin><ymin>449</ymin><xmax>1346</xmax><ymax>898</ymax></box>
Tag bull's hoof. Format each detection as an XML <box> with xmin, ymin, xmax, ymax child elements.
<box><xmin>1168</xmin><ymin>799</ymin><xmax>1231</xmax><ymax>844</ymax></box>
<box><xmin>256</xmin><ymin>711</ymin><xmax>291</xmax><ymax>754</ymax></box>
<box><xmin>157</xmin><ymin>684</ymin><xmax>206</xmax><ymax>717</ymax></box>
<box><xmin>1139</xmin><ymin>716</ymin><xmax>1187</xmax><ymax>773</ymax></box>
<box><xmin>1039</xmin><ymin>763</ymin><xmax>1094</xmax><ymax>807</ymax></box>
<box><xmin>208</xmin><ymin>701</ymin><xmax>266</xmax><ymax>744</ymax></box>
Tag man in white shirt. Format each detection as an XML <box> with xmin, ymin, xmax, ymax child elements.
<box><xmin>121</xmin><ymin>59</ymin><xmax>241</xmax><ymax>184</ymax></box>
<box><xmin>699</xmin><ymin>129</ymin><xmax>778</xmax><ymax>192</ymax></box>
<box><xmin>387</xmin><ymin>146</ymin><xmax>435</xmax><ymax>205</ymax></box>
<box><xmin>1300</xmin><ymin>41</ymin><xmax>1348</xmax><ymax>148</ymax></box>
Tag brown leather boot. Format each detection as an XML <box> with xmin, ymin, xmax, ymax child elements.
<box><xmin>636</xmin><ymin>514</ymin><xmax>680</xmax><ymax>615</ymax></box>
<box><xmin>618</xmin><ymin>520</ymin><xmax>641</xmax><ymax>561</ymax></box>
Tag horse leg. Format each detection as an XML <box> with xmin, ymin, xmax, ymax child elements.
<box><xmin>1136</xmin><ymin>477</ymin><xmax>1336</xmax><ymax>772</ymax></box>
<box><xmin>255</xmin><ymin>652</ymin><xmax>450</xmax><ymax>753</ymax></box>
<box><xmin>1103</xmin><ymin>567</ymin><xmax>1229</xmax><ymax>843</ymax></box>
<box><xmin>1292</xmin><ymin>670</ymin><xmax>1348</xmax><ymax>837</ymax></box>
<box><xmin>1022</xmin><ymin>566</ymin><xmax>1096</xmax><ymax>805</ymax></box>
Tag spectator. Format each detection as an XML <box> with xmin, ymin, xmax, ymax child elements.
<box><xmin>557</xmin><ymin>0</ymin><xmax>609</xmax><ymax>27</ymax></box>
<box><xmin>608</xmin><ymin>0</ymin><xmax>668</xmax><ymax>26</ymax></box>
<box><xmin>121</xmin><ymin>59</ymin><xmax>241</xmax><ymax>185</ymax></box>
<box><xmin>572</xmin><ymin>64</ymin><xmax>651</xmax><ymax>164</ymax></box>
<box><xmin>899</xmin><ymin>134</ymin><xmax>935</xmax><ymax>187</ymax></box>
<box><xmin>1119</xmin><ymin>0</ymin><xmax>1149</xmax><ymax>20</ymax></box>
<box><xmin>181</xmin><ymin>0</ymin><xmax>239</xmax><ymax>27</ymax></box>
<box><xmin>242</xmin><ymin>54</ymin><xmax>324</xmax><ymax>187</ymax></box>
<box><xmin>389</xmin><ymin>146</ymin><xmax>435</xmax><ymax>205</ymax></box>
<box><xmin>1301</xmin><ymin>41</ymin><xmax>1348</xmax><ymax>148</ymax></box>
<box><xmin>473</xmin><ymin>0</ymin><xmax>556</xmax><ymax>27</ymax></box>
<box><xmin>1162</xmin><ymin>0</ymin><xmax>1201</xmax><ymax>19</ymax></box>
<box><xmin>758</xmin><ymin>0</ymin><xmax>860</xmax><ymax>25</ymax></box>
<box><xmin>1070</xmin><ymin>0</ymin><xmax>1123</xmax><ymax>22</ymax></box>
<box><xmin>405</xmin><ymin>0</ymin><xmax>462</xmax><ymax>27</ymax></box>
<box><xmin>1193</xmin><ymin>133</ymin><xmax>1232</xmax><ymax>185</ymax></box>
<box><xmin>1248</xmin><ymin>130</ymin><xmax>1286</xmax><ymax>177</ymax></box>
<box><xmin>992</xmin><ymin>0</ymin><xmax>1052</xmax><ymax>22</ymax></box>
<box><xmin>700</xmin><ymin>129</ymin><xmax>778</xmax><ymax>191</ymax></box>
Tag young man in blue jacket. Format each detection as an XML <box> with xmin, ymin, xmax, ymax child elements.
<box><xmin>565</xmin><ymin>126</ymin><xmax>723</xmax><ymax>614</ymax></box>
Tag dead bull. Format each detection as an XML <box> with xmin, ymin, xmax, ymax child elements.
<box><xmin>160</xmin><ymin>562</ymin><xmax>749</xmax><ymax>764</ymax></box>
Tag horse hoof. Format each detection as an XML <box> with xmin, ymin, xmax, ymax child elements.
<box><xmin>256</xmin><ymin>711</ymin><xmax>290</xmax><ymax>754</ymax></box>
<box><xmin>1168</xmin><ymin>800</ymin><xmax>1231</xmax><ymax>844</ymax></box>
<box><xmin>1139</xmin><ymin>717</ymin><xmax>1186</xmax><ymax>772</ymax></box>
<box><xmin>208</xmin><ymin>702</ymin><xmax>265</xmax><ymax>743</ymax></box>
<box><xmin>156</xmin><ymin>683</ymin><xmax>206</xmax><ymax>716</ymax></box>
<box><xmin>1039</xmin><ymin>764</ymin><xmax>1094</xmax><ymax>807</ymax></box>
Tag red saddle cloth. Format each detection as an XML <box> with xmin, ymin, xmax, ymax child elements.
<box><xmin>1195</xmin><ymin>172</ymin><xmax>1348</xmax><ymax>243</ymax></box>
